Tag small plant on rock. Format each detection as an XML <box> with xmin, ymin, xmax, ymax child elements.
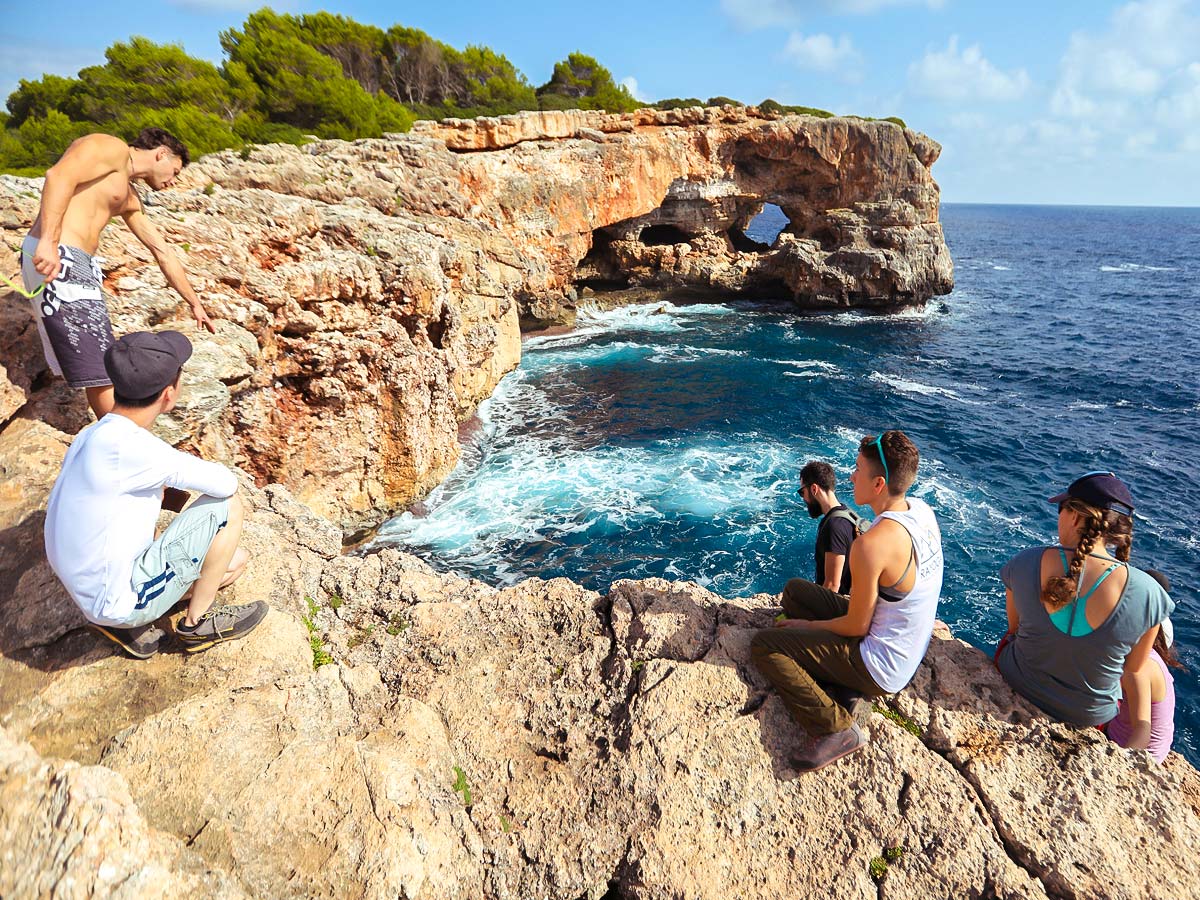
<box><xmin>874</xmin><ymin>704</ymin><xmax>922</xmax><ymax>737</ymax></box>
<box><xmin>301</xmin><ymin>596</ymin><xmax>333</xmax><ymax>669</ymax></box>
<box><xmin>868</xmin><ymin>856</ymin><xmax>889</xmax><ymax>881</ymax></box>
<box><xmin>452</xmin><ymin>766</ymin><xmax>472</xmax><ymax>806</ymax></box>
<box><xmin>347</xmin><ymin>624</ymin><xmax>375</xmax><ymax>650</ymax></box>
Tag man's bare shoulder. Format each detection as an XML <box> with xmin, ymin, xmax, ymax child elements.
<box><xmin>54</xmin><ymin>133</ymin><xmax>128</xmax><ymax>170</ymax></box>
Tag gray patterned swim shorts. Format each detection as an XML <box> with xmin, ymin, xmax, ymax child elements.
<box><xmin>21</xmin><ymin>235</ymin><xmax>115</xmax><ymax>389</ymax></box>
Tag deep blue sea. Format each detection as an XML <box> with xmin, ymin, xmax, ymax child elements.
<box><xmin>376</xmin><ymin>203</ymin><xmax>1200</xmax><ymax>763</ymax></box>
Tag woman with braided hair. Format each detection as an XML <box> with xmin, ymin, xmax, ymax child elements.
<box><xmin>995</xmin><ymin>472</ymin><xmax>1174</xmax><ymax>727</ymax></box>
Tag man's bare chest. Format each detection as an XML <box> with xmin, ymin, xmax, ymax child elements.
<box><xmin>77</xmin><ymin>172</ymin><xmax>134</xmax><ymax>217</ymax></box>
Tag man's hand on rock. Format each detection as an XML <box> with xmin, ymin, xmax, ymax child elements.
<box><xmin>192</xmin><ymin>301</ymin><xmax>216</xmax><ymax>334</ymax></box>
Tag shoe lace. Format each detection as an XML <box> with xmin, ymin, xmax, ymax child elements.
<box><xmin>198</xmin><ymin>602</ymin><xmax>252</xmax><ymax>634</ymax></box>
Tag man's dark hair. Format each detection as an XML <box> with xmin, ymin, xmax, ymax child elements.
<box><xmin>860</xmin><ymin>430</ymin><xmax>920</xmax><ymax>494</ymax></box>
<box><xmin>800</xmin><ymin>460</ymin><xmax>836</xmax><ymax>492</ymax></box>
<box><xmin>112</xmin><ymin>369</ymin><xmax>181</xmax><ymax>408</ymax></box>
<box><xmin>130</xmin><ymin>127</ymin><xmax>190</xmax><ymax>166</ymax></box>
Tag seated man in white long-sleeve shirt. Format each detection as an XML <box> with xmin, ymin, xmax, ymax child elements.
<box><xmin>44</xmin><ymin>330</ymin><xmax>267</xmax><ymax>658</ymax></box>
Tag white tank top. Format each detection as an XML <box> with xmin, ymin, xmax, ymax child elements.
<box><xmin>859</xmin><ymin>496</ymin><xmax>944</xmax><ymax>693</ymax></box>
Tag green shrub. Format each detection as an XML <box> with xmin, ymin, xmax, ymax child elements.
<box><xmin>451</xmin><ymin>766</ymin><xmax>472</xmax><ymax>806</ymax></box>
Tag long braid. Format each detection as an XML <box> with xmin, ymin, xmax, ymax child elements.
<box><xmin>1042</xmin><ymin>503</ymin><xmax>1105</xmax><ymax>611</ymax></box>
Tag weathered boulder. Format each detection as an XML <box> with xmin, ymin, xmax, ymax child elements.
<box><xmin>1</xmin><ymin>107</ymin><xmax>951</xmax><ymax>526</ymax></box>
<box><xmin>0</xmin><ymin>726</ymin><xmax>246</xmax><ymax>899</ymax></box>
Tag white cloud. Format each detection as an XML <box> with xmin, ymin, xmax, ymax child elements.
<box><xmin>908</xmin><ymin>36</ymin><xmax>1030</xmax><ymax>102</ymax></box>
<box><xmin>721</xmin><ymin>0</ymin><xmax>945</xmax><ymax>29</ymax></box>
<box><xmin>620</xmin><ymin>76</ymin><xmax>649</xmax><ymax>103</ymax></box>
<box><xmin>1048</xmin><ymin>0</ymin><xmax>1200</xmax><ymax>152</ymax></box>
<box><xmin>781</xmin><ymin>32</ymin><xmax>863</xmax><ymax>80</ymax></box>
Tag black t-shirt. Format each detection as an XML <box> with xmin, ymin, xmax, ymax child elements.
<box><xmin>815</xmin><ymin>506</ymin><xmax>856</xmax><ymax>594</ymax></box>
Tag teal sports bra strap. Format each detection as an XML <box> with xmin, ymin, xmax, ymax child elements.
<box><xmin>1058</xmin><ymin>548</ymin><xmax>1069</xmax><ymax>573</ymax></box>
<box><xmin>1076</xmin><ymin>562</ymin><xmax>1122</xmax><ymax>605</ymax></box>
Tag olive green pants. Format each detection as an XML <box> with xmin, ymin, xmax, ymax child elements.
<box><xmin>750</xmin><ymin>578</ymin><xmax>886</xmax><ymax>735</ymax></box>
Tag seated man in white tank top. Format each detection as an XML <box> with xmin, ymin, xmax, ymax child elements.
<box><xmin>751</xmin><ymin>430</ymin><xmax>944</xmax><ymax>772</ymax></box>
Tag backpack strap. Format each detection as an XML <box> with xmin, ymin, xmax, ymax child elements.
<box><xmin>827</xmin><ymin>507</ymin><xmax>865</xmax><ymax>534</ymax></box>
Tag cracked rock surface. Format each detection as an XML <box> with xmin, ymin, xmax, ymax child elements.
<box><xmin>3</xmin><ymin>422</ymin><xmax>1199</xmax><ymax>899</ymax></box>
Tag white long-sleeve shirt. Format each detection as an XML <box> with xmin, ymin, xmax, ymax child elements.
<box><xmin>45</xmin><ymin>413</ymin><xmax>237</xmax><ymax>625</ymax></box>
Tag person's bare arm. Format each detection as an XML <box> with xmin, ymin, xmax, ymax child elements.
<box><xmin>781</xmin><ymin>530</ymin><xmax>887</xmax><ymax>637</ymax></box>
<box><xmin>1124</xmin><ymin>625</ymin><xmax>1159</xmax><ymax>677</ymax></box>
<box><xmin>122</xmin><ymin>202</ymin><xmax>215</xmax><ymax>333</ymax></box>
<box><xmin>1118</xmin><ymin>664</ymin><xmax>1153</xmax><ymax>751</ymax></box>
<box><xmin>822</xmin><ymin>552</ymin><xmax>846</xmax><ymax>592</ymax></box>
<box><xmin>1004</xmin><ymin>587</ymin><xmax>1020</xmax><ymax>633</ymax></box>
<box><xmin>34</xmin><ymin>134</ymin><xmax>127</xmax><ymax>281</ymax></box>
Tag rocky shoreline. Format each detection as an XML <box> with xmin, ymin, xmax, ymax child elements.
<box><xmin>3</xmin><ymin>106</ymin><xmax>950</xmax><ymax>530</ymax></box>
<box><xmin>3</xmin><ymin>421</ymin><xmax>1200</xmax><ymax>898</ymax></box>
<box><xmin>5</xmin><ymin>109</ymin><xmax>1196</xmax><ymax>899</ymax></box>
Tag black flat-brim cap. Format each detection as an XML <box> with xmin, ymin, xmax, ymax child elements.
<box><xmin>1048</xmin><ymin>471</ymin><xmax>1135</xmax><ymax>516</ymax></box>
<box><xmin>104</xmin><ymin>330</ymin><xmax>193</xmax><ymax>400</ymax></box>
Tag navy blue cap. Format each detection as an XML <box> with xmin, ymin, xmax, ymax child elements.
<box><xmin>103</xmin><ymin>330</ymin><xmax>192</xmax><ymax>399</ymax></box>
<box><xmin>1048</xmin><ymin>471</ymin><xmax>1135</xmax><ymax>516</ymax></box>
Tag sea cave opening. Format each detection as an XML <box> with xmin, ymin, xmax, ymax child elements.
<box><xmin>739</xmin><ymin>203</ymin><xmax>790</xmax><ymax>249</ymax></box>
<box><xmin>638</xmin><ymin>223</ymin><xmax>692</xmax><ymax>246</ymax></box>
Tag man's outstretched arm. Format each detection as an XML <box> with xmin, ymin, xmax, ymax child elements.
<box><xmin>122</xmin><ymin>204</ymin><xmax>215</xmax><ymax>333</ymax></box>
<box><xmin>33</xmin><ymin>134</ymin><xmax>126</xmax><ymax>281</ymax></box>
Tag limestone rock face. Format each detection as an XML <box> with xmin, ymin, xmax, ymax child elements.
<box><xmin>0</xmin><ymin>727</ymin><xmax>247</xmax><ymax>899</ymax></box>
<box><xmin>4</xmin><ymin>452</ymin><xmax>1198</xmax><ymax>900</ymax></box>
<box><xmin>1</xmin><ymin>107</ymin><xmax>950</xmax><ymax>526</ymax></box>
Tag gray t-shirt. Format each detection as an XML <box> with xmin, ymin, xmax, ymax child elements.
<box><xmin>997</xmin><ymin>546</ymin><xmax>1174</xmax><ymax>725</ymax></box>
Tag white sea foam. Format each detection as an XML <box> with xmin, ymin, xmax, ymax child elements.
<box><xmin>1066</xmin><ymin>400</ymin><xmax>1107</xmax><ymax>411</ymax></box>
<box><xmin>376</xmin><ymin>432</ymin><xmax>810</xmax><ymax>563</ymax></box>
<box><xmin>869</xmin><ymin>372</ymin><xmax>983</xmax><ymax>405</ymax></box>
<box><xmin>777</xmin><ymin>359</ymin><xmax>840</xmax><ymax>372</ymax></box>
<box><xmin>526</xmin><ymin>339</ymin><xmax>655</xmax><ymax>369</ymax></box>
<box><xmin>992</xmin><ymin>265</ymin><xmax>1011</xmax><ymax>271</ymax></box>
<box><xmin>647</xmin><ymin>345</ymin><xmax>748</xmax><ymax>364</ymax></box>
<box><xmin>805</xmin><ymin>304</ymin><xmax>943</xmax><ymax>326</ymax></box>
<box><xmin>1099</xmin><ymin>263</ymin><xmax>1177</xmax><ymax>273</ymax></box>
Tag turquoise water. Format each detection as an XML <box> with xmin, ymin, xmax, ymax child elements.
<box><xmin>375</xmin><ymin>204</ymin><xmax>1199</xmax><ymax>763</ymax></box>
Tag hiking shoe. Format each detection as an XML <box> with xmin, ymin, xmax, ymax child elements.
<box><xmin>90</xmin><ymin>621</ymin><xmax>165</xmax><ymax>659</ymax></box>
<box><xmin>793</xmin><ymin>723</ymin><xmax>868</xmax><ymax>773</ymax></box>
<box><xmin>826</xmin><ymin>683</ymin><xmax>875</xmax><ymax>727</ymax></box>
<box><xmin>173</xmin><ymin>600</ymin><xmax>269</xmax><ymax>652</ymax></box>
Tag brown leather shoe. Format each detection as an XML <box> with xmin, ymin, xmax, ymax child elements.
<box><xmin>793</xmin><ymin>723</ymin><xmax>868</xmax><ymax>773</ymax></box>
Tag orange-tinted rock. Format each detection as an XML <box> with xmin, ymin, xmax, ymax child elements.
<box><xmin>0</xmin><ymin>108</ymin><xmax>951</xmax><ymax>526</ymax></box>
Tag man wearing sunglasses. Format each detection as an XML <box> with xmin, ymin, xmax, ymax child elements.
<box><xmin>752</xmin><ymin>430</ymin><xmax>944</xmax><ymax>772</ymax></box>
<box><xmin>797</xmin><ymin>460</ymin><xmax>861</xmax><ymax>595</ymax></box>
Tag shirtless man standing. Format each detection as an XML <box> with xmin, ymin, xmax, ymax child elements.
<box><xmin>21</xmin><ymin>127</ymin><xmax>215</xmax><ymax>418</ymax></box>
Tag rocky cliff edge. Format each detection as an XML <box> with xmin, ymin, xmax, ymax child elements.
<box><xmin>1</xmin><ymin>107</ymin><xmax>952</xmax><ymax>528</ymax></box>
<box><xmin>3</xmin><ymin>417</ymin><xmax>1199</xmax><ymax>900</ymax></box>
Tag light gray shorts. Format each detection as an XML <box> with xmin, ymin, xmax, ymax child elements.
<box><xmin>124</xmin><ymin>495</ymin><xmax>230</xmax><ymax>628</ymax></box>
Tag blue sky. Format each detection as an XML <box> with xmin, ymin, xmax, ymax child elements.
<box><xmin>3</xmin><ymin>0</ymin><xmax>1199</xmax><ymax>205</ymax></box>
